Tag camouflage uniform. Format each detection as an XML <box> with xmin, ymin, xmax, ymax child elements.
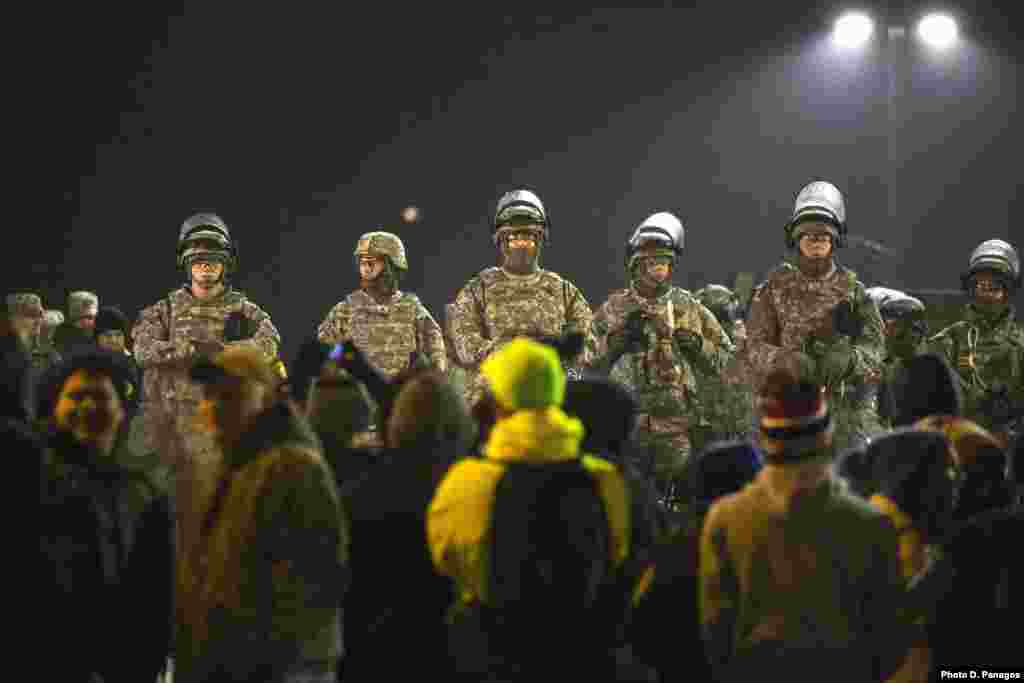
<box><xmin>447</xmin><ymin>189</ymin><xmax>594</xmax><ymax>408</ymax></box>
<box><xmin>746</xmin><ymin>182</ymin><xmax>885</xmax><ymax>452</ymax></box>
<box><xmin>317</xmin><ymin>231</ymin><xmax>445</xmax><ymax>447</ymax></box>
<box><xmin>928</xmin><ymin>240</ymin><xmax>1024</xmax><ymax>446</ymax></box>
<box><xmin>133</xmin><ymin>213</ymin><xmax>281</xmax><ymax>556</ymax></box>
<box><xmin>693</xmin><ymin>284</ymin><xmax>755</xmax><ymax>448</ymax></box>
<box><xmin>5</xmin><ymin>292</ymin><xmax>61</xmax><ymax>374</ymax></box>
<box><xmin>590</xmin><ymin>213</ymin><xmax>733</xmax><ymax>499</ymax></box>
<box><xmin>865</xmin><ymin>288</ymin><xmax>928</xmax><ymax>429</ymax></box>
<box><xmin>592</xmin><ymin>286</ymin><xmax>733</xmax><ymax>482</ymax></box>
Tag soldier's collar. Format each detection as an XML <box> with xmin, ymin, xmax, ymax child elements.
<box><xmin>629</xmin><ymin>282</ymin><xmax>672</xmax><ymax>302</ymax></box>
<box><xmin>499</xmin><ymin>267</ymin><xmax>543</xmax><ymax>282</ymax></box>
<box><xmin>966</xmin><ymin>302</ymin><xmax>1014</xmax><ymax>326</ymax></box>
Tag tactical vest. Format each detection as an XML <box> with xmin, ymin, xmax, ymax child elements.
<box><xmin>345</xmin><ymin>291</ymin><xmax>420</xmax><ymax>379</ymax></box>
<box><xmin>932</xmin><ymin>313</ymin><xmax>1023</xmax><ymax>393</ymax></box>
<box><xmin>472</xmin><ymin>268</ymin><xmax>576</xmax><ymax>341</ymax></box>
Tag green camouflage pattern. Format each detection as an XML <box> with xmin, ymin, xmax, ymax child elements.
<box><xmin>590</xmin><ymin>285</ymin><xmax>734</xmax><ymax>483</ymax></box>
<box><xmin>447</xmin><ymin>267</ymin><xmax>594</xmax><ymax>407</ymax></box>
<box><xmin>927</xmin><ymin>303</ymin><xmax>1024</xmax><ymax>442</ymax></box>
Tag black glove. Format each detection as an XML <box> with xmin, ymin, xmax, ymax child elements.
<box><xmin>673</xmin><ymin>328</ymin><xmax>703</xmax><ymax>356</ymax></box>
<box><xmin>537</xmin><ymin>331</ymin><xmax>585</xmax><ymax>363</ymax></box>
<box><xmin>623</xmin><ymin>309</ymin><xmax>649</xmax><ymax>350</ymax></box>
<box><xmin>223</xmin><ymin>312</ymin><xmax>251</xmax><ymax>343</ymax></box>
<box><xmin>831</xmin><ymin>300</ymin><xmax>865</xmax><ymax>340</ymax></box>
<box><xmin>332</xmin><ymin>340</ymin><xmax>396</xmax><ymax>415</ymax></box>
<box><xmin>979</xmin><ymin>382</ymin><xmax>1019</xmax><ymax>427</ymax></box>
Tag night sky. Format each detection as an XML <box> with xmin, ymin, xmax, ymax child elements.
<box><xmin>24</xmin><ymin>2</ymin><xmax>1023</xmax><ymax>362</ymax></box>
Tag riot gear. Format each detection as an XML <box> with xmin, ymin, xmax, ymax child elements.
<box><xmin>785</xmin><ymin>180</ymin><xmax>847</xmax><ymax>248</ymax></box>
<box><xmin>626</xmin><ymin>212</ymin><xmax>685</xmax><ymax>273</ymax></box>
<box><xmin>961</xmin><ymin>239</ymin><xmax>1021</xmax><ymax>294</ymax></box>
<box><xmin>176</xmin><ymin>212</ymin><xmax>238</xmax><ymax>273</ymax></box>
<box><xmin>493</xmin><ymin>189</ymin><xmax>549</xmax><ymax>245</ymax></box>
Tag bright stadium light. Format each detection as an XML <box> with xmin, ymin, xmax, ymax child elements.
<box><xmin>833</xmin><ymin>12</ymin><xmax>875</xmax><ymax>49</ymax></box>
<box><xmin>916</xmin><ymin>13</ymin><xmax>958</xmax><ymax>50</ymax></box>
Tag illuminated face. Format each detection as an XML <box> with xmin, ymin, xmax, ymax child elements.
<box><xmin>358</xmin><ymin>255</ymin><xmax>386</xmax><ymax>281</ymax></box>
<box><xmin>973</xmin><ymin>272</ymin><xmax>1008</xmax><ymax>305</ymax></box>
<box><xmin>55</xmin><ymin>370</ymin><xmax>125</xmax><ymax>453</ymax></box>
<box><xmin>74</xmin><ymin>310</ymin><xmax>97</xmax><ymax>331</ymax></box>
<box><xmin>190</xmin><ymin>260</ymin><xmax>225</xmax><ymax>287</ymax></box>
<box><xmin>796</xmin><ymin>222</ymin><xmax>835</xmax><ymax>259</ymax></box>
<box><xmin>499</xmin><ymin>226</ymin><xmax>542</xmax><ymax>272</ymax></box>
<box><xmin>198</xmin><ymin>375</ymin><xmax>269</xmax><ymax>447</ymax></box>
<box><xmin>97</xmin><ymin>330</ymin><xmax>126</xmax><ymax>353</ymax></box>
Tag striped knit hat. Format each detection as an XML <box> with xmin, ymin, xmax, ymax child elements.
<box><xmin>757</xmin><ymin>370</ymin><xmax>833</xmax><ymax>461</ymax></box>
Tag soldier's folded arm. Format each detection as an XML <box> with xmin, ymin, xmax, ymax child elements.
<box><xmin>449</xmin><ymin>281</ymin><xmax>496</xmax><ymax>366</ymax></box>
<box><xmin>132</xmin><ymin>304</ymin><xmax>189</xmax><ymax>367</ymax></box>
<box><xmin>223</xmin><ymin>300</ymin><xmax>280</xmax><ymax>358</ymax></box>
<box><xmin>316</xmin><ymin>302</ymin><xmax>352</xmax><ymax>346</ymax></box>
<box><xmin>696</xmin><ymin>300</ymin><xmax>736</xmax><ymax>372</ymax></box>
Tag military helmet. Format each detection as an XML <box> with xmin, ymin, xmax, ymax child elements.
<box><xmin>626</xmin><ymin>212</ymin><xmax>684</xmax><ymax>271</ymax></box>
<box><xmin>786</xmin><ymin>180</ymin><xmax>847</xmax><ymax>248</ymax></box>
<box><xmin>695</xmin><ymin>283</ymin><xmax>740</xmax><ymax>324</ymax></box>
<box><xmin>493</xmin><ymin>188</ymin><xmax>550</xmax><ymax>245</ymax></box>
<box><xmin>961</xmin><ymin>239</ymin><xmax>1021</xmax><ymax>293</ymax></box>
<box><xmin>177</xmin><ymin>212</ymin><xmax>238</xmax><ymax>272</ymax></box>
<box><xmin>354</xmin><ymin>231</ymin><xmax>408</xmax><ymax>271</ymax></box>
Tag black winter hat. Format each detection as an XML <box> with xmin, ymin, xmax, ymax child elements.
<box><xmin>869</xmin><ymin>428</ymin><xmax>955</xmax><ymax>540</ymax></box>
<box><xmin>562</xmin><ymin>377</ymin><xmax>638</xmax><ymax>459</ymax></box>
<box><xmin>689</xmin><ymin>440</ymin><xmax>763</xmax><ymax>514</ymax></box>
<box><xmin>887</xmin><ymin>353</ymin><xmax>962</xmax><ymax>427</ymax></box>
<box><xmin>291</xmin><ymin>336</ymin><xmax>333</xmax><ymax>404</ymax></box>
<box><xmin>94</xmin><ymin>306</ymin><xmax>130</xmax><ymax>337</ymax></box>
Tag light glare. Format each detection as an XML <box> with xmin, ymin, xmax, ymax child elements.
<box><xmin>833</xmin><ymin>12</ymin><xmax>874</xmax><ymax>49</ymax></box>
<box><xmin>917</xmin><ymin>13</ymin><xmax>958</xmax><ymax>50</ymax></box>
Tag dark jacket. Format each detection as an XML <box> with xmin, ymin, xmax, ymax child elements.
<box><xmin>338</xmin><ymin>449</ymin><xmax>454</xmax><ymax>682</ymax></box>
<box><xmin>40</xmin><ymin>428</ymin><xmax>173</xmax><ymax>682</ymax></box>
<box><xmin>52</xmin><ymin>322</ymin><xmax>95</xmax><ymax>357</ymax></box>
<box><xmin>175</xmin><ymin>401</ymin><xmax>348</xmax><ymax>683</ymax></box>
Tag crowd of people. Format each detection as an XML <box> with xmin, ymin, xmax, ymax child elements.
<box><xmin>23</xmin><ymin>180</ymin><xmax>1024</xmax><ymax>681</ymax></box>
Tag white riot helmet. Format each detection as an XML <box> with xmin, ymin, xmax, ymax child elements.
<box><xmin>961</xmin><ymin>239</ymin><xmax>1021</xmax><ymax>293</ymax></box>
<box><xmin>786</xmin><ymin>180</ymin><xmax>847</xmax><ymax>248</ymax></box>
<box><xmin>626</xmin><ymin>212</ymin><xmax>685</xmax><ymax>272</ymax></box>
<box><xmin>493</xmin><ymin>189</ymin><xmax>550</xmax><ymax>245</ymax></box>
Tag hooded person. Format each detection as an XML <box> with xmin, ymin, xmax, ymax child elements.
<box><xmin>427</xmin><ymin>338</ymin><xmax>649</xmax><ymax>681</ymax></box>
<box><xmin>633</xmin><ymin>439</ymin><xmax>762</xmax><ymax>682</ymax></box>
<box><xmin>176</xmin><ymin>345</ymin><xmax>346</xmax><ymax>683</ymax></box>
<box><xmin>699</xmin><ymin>369</ymin><xmax>920</xmax><ymax>682</ymax></box>
<box><xmin>38</xmin><ymin>348</ymin><xmax>173</xmax><ymax>683</ymax></box>
<box><xmin>866</xmin><ymin>428</ymin><xmax>957</xmax><ymax>683</ymax></box>
<box><xmin>338</xmin><ymin>372</ymin><xmax>475</xmax><ymax>682</ymax></box>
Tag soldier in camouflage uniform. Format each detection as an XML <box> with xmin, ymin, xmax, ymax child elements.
<box><xmin>42</xmin><ymin>309</ymin><xmax>64</xmax><ymax>349</ymax></box>
<box><xmin>5</xmin><ymin>292</ymin><xmax>61</xmax><ymax>374</ymax></box>
<box><xmin>317</xmin><ymin>231</ymin><xmax>445</xmax><ymax>448</ymax></box>
<box><xmin>132</xmin><ymin>212</ymin><xmax>281</xmax><ymax>557</ymax></box>
<box><xmin>590</xmin><ymin>212</ymin><xmax>734</xmax><ymax>500</ymax></box>
<box><xmin>746</xmin><ymin>181</ymin><xmax>885</xmax><ymax>452</ymax></box>
<box><xmin>866</xmin><ymin>287</ymin><xmax>928</xmax><ymax>428</ymax></box>
<box><xmin>53</xmin><ymin>290</ymin><xmax>100</xmax><ymax>356</ymax></box>
<box><xmin>928</xmin><ymin>239</ymin><xmax>1024</xmax><ymax>448</ymax></box>
<box><xmin>447</xmin><ymin>188</ymin><xmax>594</xmax><ymax>408</ymax></box>
<box><xmin>693</xmin><ymin>284</ymin><xmax>755</xmax><ymax>447</ymax></box>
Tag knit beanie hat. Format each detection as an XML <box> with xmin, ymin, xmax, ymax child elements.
<box><xmin>888</xmin><ymin>353</ymin><xmax>961</xmax><ymax>427</ymax></box>
<box><xmin>94</xmin><ymin>306</ymin><xmax>129</xmax><ymax>337</ymax></box>
<box><xmin>481</xmin><ymin>337</ymin><xmax>565</xmax><ymax>411</ymax></box>
<box><xmin>689</xmin><ymin>439</ymin><xmax>763</xmax><ymax>514</ymax></box>
<box><xmin>67</xmin><ymin>291</ymin><xmax>99</xmax><ymax>322</ymax></box>
<box><xmin>757</xmin><ymin>369</ymin><xmax>833</xmax><ymax>462</ymax></box>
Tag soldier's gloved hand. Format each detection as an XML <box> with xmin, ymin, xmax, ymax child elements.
<box><xmin>777</xmin><ymin>350</ymin><xmax>817</xmax><ymax>382</ymax></box>
<box><xmin>192</xmin><ymin>340</ymin><xmax>226</xmax><ymax>358</ymax></box>
<box><xmin>673</xmin><ymin>328</ymin><xmax>704</xmax><ymax>356</ymax></box>
<box><xmin>819</xmin><ymin>341</ymin><xmax>856</xmax><ymax>385</ymax></box>
<box><xmin>623</xmin><ymin>310</ymin><xmax>650</xmax><ymax>350</ymax></box>
<box><xmin>223</xmin><ymin>312</ymin><xmax>249</xmax><ymax>343</ymax></box>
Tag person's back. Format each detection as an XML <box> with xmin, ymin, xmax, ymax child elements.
<box><xmin>700</xmin><ymin>371</ymin><xmax>914</xmax><ymax>682</ymax></box>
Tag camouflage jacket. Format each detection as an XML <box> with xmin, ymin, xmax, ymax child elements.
<box><xmin>747</xmin><ymin>262</ymin><xmax>884</xmax><ymax>401</ymax></box>
<box><xmin>133</xmin><ymin>286</ymin><xmax>281</xmax><ymax>405</ymax></box>
<box><xmin>928</xmin><ymin>304</ymin><xmax>1024</xmax><ymax>433</ymax></box>
<box><xmin>591</xmin><ymin>286</ymin><xmax>734</xmax><ymax>415</ymax></box>
<box><xmin>316</xmin><ymin>289</ymin><xmax>446</xmax><ymax>379</ymax></box>
<box><xmin>448</xmin><ymin>266</ymin><xmax>595</xmax><ymax>372</ymax></box>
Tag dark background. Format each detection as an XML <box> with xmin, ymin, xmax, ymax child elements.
<box><xmin>20</xmin><ymin>2</ymin><xmax>1023</xmax><ymax>362</ymax></box>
